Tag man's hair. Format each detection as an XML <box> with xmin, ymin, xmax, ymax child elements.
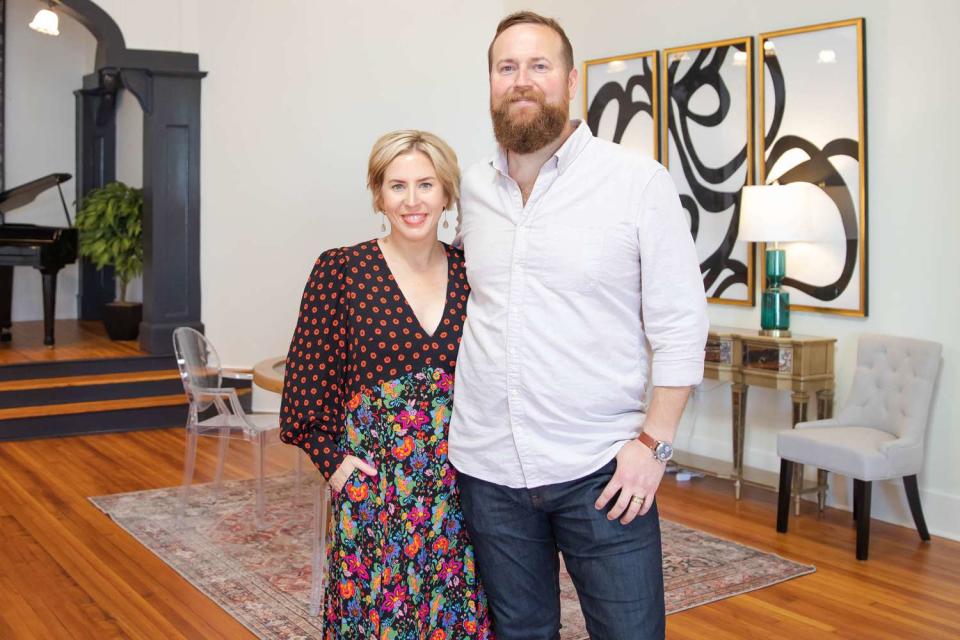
<box><xmin>366</xmin><ymin>130</ymin><xmax>461</xmax><ymax>214</ymax></box>
<box><xmin>487</xmin><ymin>11</ymin><xmax>574</xmax><ymax>73</ymax></box>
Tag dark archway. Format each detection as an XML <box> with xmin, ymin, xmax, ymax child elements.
<box><xmin>58</xmin><ymin>0</ymin><xmax>205</xmax><ymax>354</ymax></box>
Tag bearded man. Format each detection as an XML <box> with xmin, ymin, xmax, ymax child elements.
<box><xmin>448</xmin><ymin>11</ymin><xmax>709</xmax><ymax>640</ymax></box>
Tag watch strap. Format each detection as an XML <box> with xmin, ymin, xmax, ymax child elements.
<box><xmin>637</xmin><ymin>431</ymin><xmax>659</xmax><ymax>452</ymax></box>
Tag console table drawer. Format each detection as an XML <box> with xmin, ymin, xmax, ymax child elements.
<box><xmin>705</xmin><ymin>338</ymin><xmax>734</xmax><ymax>365</ymax></box>
<box><xmin>743</xmin><ymin>344</ymin><xmax>794</xmax><ymax>373</ymax></box>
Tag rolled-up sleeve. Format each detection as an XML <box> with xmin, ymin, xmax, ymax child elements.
<box><xmin>636</xmin><ymin>168</ymin><xmax>709</xmax><ymax>387</ymax></box>
<box><xmin>279</xmin><ymin>248</ymin><xmax>349</xmax><ymax>479</ymax></box>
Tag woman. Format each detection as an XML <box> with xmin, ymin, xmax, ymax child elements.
<box><xmin>280</xmin><ymin>130</ymin><xmax>493</xmax><ymax>639</ymax></box>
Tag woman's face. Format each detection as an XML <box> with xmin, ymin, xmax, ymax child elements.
<box><xmin>379</xmin><ymin>151</ymin><xmax>447</xmax><ymax>243</ymax></box>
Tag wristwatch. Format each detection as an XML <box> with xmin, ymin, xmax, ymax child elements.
<box><xmin>638</xmin><ymin>431</ymin><xmax>674</xmax><ymax>463</ymax></box>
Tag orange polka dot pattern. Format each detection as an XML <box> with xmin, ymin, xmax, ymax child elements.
<box><xmin>279</xmin><ymin>240</ymin><xmax>469</xmax><ymax>480</ymax></box>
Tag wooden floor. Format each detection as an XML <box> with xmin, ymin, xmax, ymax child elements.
<box><xmin>0</xmin><ymin>320</ymin><xmax>145</xmax><ymax>365</ymax></box>
<box><xmin>0</xmin><ymin>429</ymin><xmax>957</xmax><ymax>639</ymax></box>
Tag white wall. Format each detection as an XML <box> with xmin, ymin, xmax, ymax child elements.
<box><xmin>91</xmin><ymin>0</ymin><xmax>198</xmax><ymax>53</ymax></box>
<box><xmin>194</xmin><ymin>0</ymin><xmax>503</xmax><ymax>368</ymax></box>
<box><xmin>5</xmin><ymin>0</ymin><xmax>95</xmax><ymax>320</ymax></box>
<box><xmin>506</xmin><ymin>0</ymin><xmax>960</xmax><ymax>539</ymax></box>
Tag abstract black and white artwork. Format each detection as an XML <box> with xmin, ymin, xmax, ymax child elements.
<box><xmin>663</xmin><ymin>37</ymin><xmax>755</xmax><ymax>305</ymax></box>
<box><xmin>583</xmin><ymin>50</ymin><xmax>659</xmax><ymax>159</ymax></box>
<box><xmin>760</xmin><ymin>19</ymin><xmax>867</xmax><ymax>316</ymax></box>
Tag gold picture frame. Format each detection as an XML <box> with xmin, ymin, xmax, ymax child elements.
<box><xmin>758</xmin><ymin>18</ymin><xmax>867</xmax><ymax>317</ymax></box>
<box><xmin>582</xmin><ymin>50</ymin><xmax>659</xmax><ymax>160</ymax></box>
<box><xmin>662</xmin><ymin>37</ymin><xmax>755</xmax><ymax>306</ymax></box>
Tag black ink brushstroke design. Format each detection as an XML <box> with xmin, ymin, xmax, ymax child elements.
<box><xmin>586</xmin><ymin>57</ymin><xmax>654</xmax><ymax>145</ymax></box>
<box><xmin>666</xmin><ymin>44</ymin><xmax>750</xmax><ymax>299</ymax></box>
<box><xmin>765</xmin><ymin>54</ymin><xmax>859</xmax><ymax>303</ymax></box>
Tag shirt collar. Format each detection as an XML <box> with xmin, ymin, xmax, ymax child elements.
<box><xmin>490</xmin><ymin>119</ymin><xmax>592</xmax><ymax>177</ymax></box>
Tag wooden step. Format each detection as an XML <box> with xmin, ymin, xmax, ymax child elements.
<box><xmin>0</xmin><ymin>354</ymin><xmax>178</xmax><ymax>382</ymax></box>
<box><xmin>0</xmin><ymin>394</ymin><xmax>187</xmax><ymax>421</ymax></box>
<box><xmin>0</xmin><ymin>321</ymin><xmax>256</xmax><ymax>441</ymax></box>
<box><xmin>0</xmin><ymin>370</ymin><xmax>182</xmax><ymax>392</ymax></box>
<box><xmin>0</xmin><ymin>388</ymin><xmax>251</xmax><ymax>421</ymax></box>
<box><xmin>0</xmin><ymin>371</ymin><xmax>185</xmax><ymax>410</ymax></box>
<box><xmin>0</xmin><ymin>387</ymin><xmax>253</xmax><ymax>441</ymax></box>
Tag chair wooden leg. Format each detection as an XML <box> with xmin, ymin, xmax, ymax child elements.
<box><xmin>853</xmin><ymin>479</ymin><xmax>861</xmax><ymax>521</ymax></box>
<box><xmin>777</xmin><ymin>459</ymin><xmax>793</xmax><ymax>533</ymax></box>
<box><xmin>903</xmin><ymin>475</ymin><xmax>931</xmax><ymax>542</ymax></box>
<box><xmin>854</xmin><ymin>479</ymin><xmax>872</xmax><ymax>560</ymax></box>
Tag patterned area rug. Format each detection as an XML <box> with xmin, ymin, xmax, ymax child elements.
<box><xmin>90</xmin><ymin>476</ymin><xmax>814</xmax><ymax>639</ymax></box>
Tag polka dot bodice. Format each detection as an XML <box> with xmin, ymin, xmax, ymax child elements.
<box><xmin>280</xmin><ymin>240</ymin><xmax>469</xmax><ymax>479</ymax></box>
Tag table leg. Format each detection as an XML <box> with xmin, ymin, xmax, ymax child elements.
<box><xmin>731</xmin><ymin>383</ymin><xmax>748</xmax><ymax>500</ymax></box>
<box><xmin>817</xmin><ymin>468</ymin><xmax>829</xmax><ymax>512</ymax></box>
<box><xmin>791</xmin><ymin>392</ymin><xmax>809</xmax><ymax>516</ymax></box>
<box><xmin>816</xmin><ymin>389</ymin><xmax>835</xmax><ymax>420</ymax></box>
<box><xmin>815</xmin><ymin>389</ymin><xmax>834</xmax><ymax>512</ymax></box>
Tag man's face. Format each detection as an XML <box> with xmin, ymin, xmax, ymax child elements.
<box><xmin>489</xmin><ymin>24</ymin><xmax>577</xmax><ymax>154</ymax></box>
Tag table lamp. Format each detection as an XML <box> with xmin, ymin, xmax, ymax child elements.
<box><xmin>738</xmin><ymin>183</ymin><xmax>818</xmax><ymax>337</ymax></box>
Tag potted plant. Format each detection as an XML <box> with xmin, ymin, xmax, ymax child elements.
<box><xmin>75</xmin><ymin>181</ymin><xmax>144</xmax><ymax>340</ymax></box>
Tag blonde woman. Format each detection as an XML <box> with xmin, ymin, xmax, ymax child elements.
<box><xmin>280</xmin><ymin>131</ymin><xmax>493</xmax><ymax>639</ymax></box>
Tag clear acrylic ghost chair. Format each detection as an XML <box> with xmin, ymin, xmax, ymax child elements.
<box><xmin>309</xmin><ymin>476</ymin><xmax>332</xmax><ymax>617</ymax></box>
<box><xmin>172</xmin><ymin>326</ymin><xmax>282</xmax><ymax>529</ymax></box>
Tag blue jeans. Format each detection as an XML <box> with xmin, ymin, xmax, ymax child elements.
<box><xmin>457</xmin><ymin>460</ymin><xmax>665</xmax><ymax>640</ymax></box>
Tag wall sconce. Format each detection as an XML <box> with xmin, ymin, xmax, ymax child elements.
<box><xmin>29</xmin><ymin>6</ymin><xmax>60</xmax><ymax>36</ymax></box>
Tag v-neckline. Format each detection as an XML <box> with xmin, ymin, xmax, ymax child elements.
<box><xmin>373</xmin><ymin>240</ymin><xmax>452</xmax><ymax>340</ymax></box>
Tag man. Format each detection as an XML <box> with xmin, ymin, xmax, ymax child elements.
<box><xmin>449</xmin><ymin>11</ymin><xmax>709</xmax><ymax>640</ymax></box>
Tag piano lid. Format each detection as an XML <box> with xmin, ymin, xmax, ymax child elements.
<box><xmin>0</xmin><ymin>173</ymin><xmax>72</xmax><ymax>215</ymax></box>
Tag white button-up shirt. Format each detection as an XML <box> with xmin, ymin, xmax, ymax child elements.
<box><xmin>449</xmin><ymin>121</ymin><xmax>709</xmax><ymax>488</ymax></box>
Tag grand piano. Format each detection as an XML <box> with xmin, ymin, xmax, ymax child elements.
<box><xmin>0</xmin><ymin>173</ymin><xmax>78</xmax><ymax>346</ymax></box>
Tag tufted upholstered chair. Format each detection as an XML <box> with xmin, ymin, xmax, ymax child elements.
<box><xmin>775</xmin><ymin>334</ymin><xmax>942</xmax><ymax>560</ymax></box>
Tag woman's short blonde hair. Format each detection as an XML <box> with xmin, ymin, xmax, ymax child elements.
<box><xmin>367</xmin><ymin>130</ymin><xmax>460</xmax><ymax>214</ymax></box>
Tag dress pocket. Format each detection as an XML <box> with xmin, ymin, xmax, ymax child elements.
<box><xmin>531</xmin><ymin>224</ymin><xmax>605</xmax><ymax>293</ymax></box>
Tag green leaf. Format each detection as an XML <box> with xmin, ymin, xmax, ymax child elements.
<box><xmin>75</xmin><ymin>181</ymin><xmax>143</xmax><ymax>278</ymax></box>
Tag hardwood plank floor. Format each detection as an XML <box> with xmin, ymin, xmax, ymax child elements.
<box><xmin>0</xmin><ymin>428</ymin><xmax>956</xmax><ymax>639</ymax></box>
<box><xmin>0</xmin><ymin>320</ymin><xmax>145</xmax><ymax>365</ymax></box>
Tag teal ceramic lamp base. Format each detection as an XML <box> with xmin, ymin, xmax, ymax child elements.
<box><xmin>760</xmin><ymin>248</ymin><xmax>790</xmax><ymax>337</ymax></box>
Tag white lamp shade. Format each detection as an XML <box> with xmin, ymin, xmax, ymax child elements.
<box><xmin>29</xmin><ymin>9</ymin><xmax>60</xmax><ymax>36</ymax></box>
<box><xmin>738</xmin><ymin>183</ymin><xmax>829</xmax><ymax>243</ymax></box>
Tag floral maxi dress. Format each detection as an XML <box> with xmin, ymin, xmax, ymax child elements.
<box><xmin>280</xmin><ymin>241</ymin><xmax>493</xmax><ymax>640</ymax></box>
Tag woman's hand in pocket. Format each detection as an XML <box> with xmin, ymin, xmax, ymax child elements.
<box><xmin>329</xmin><ymin>456</ymin><xmax>378</xmax><ymax>493</ymax></box>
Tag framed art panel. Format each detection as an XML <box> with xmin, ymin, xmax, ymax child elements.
<box><xmin>583</xmin><ymin>50</ymin><xmax>659</xmax><ymax>159</ymax></box>
<box><xmin>662</xmin><ymin>37</ymin><xmax>755</xmax><ymax>305</ymax></box>
<box><xmin>759</xmin><ymin>18</ymin><xmax>867</xmax><ymax>316</ymax></box>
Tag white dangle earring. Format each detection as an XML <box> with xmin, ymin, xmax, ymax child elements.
<box><xmin>381</xmin><ymin>213</ymin><xmax>387</xmax><ymax>233</ymax></box>
<box><xmin>442</xmin><ymin>210</ymin><xmax>449</xmax><ymax>229</ymax></box>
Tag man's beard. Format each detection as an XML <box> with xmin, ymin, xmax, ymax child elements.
<box><xmin>491</xmin><ymin>90</ymin><xmax>568</xmax><ymax>154</ymax></box>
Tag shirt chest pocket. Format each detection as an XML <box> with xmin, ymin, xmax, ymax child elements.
<box><xmin>528</xmin><ymin>225</ymin><xmax>605</xmax><ymax>293</ymax></box>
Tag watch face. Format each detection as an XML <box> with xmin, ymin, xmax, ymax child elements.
<box><xmin>655</xmin><ymin>442</ymin><xmax>674</xmax><ymax>462</ymax></box>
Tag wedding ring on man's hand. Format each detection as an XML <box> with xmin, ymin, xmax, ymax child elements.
<box><xmin>630</xmin><ymin>495</ymin><xmax>645</xmax><ymax>506</ymax></box>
